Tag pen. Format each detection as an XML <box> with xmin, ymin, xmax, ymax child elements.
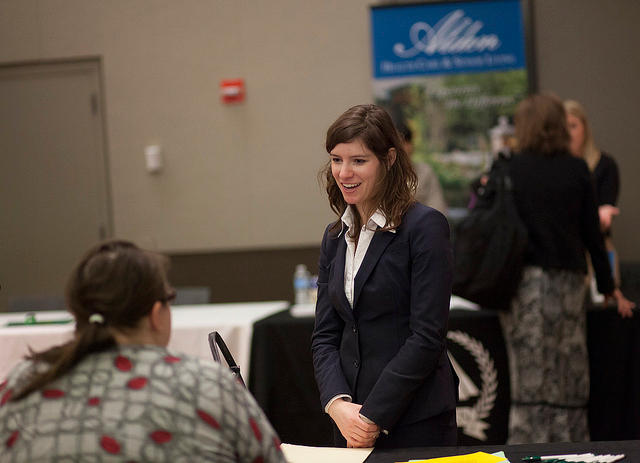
<box><xmin>522</xmin><ymin>455</ymin><xmax>581</xmax><ymax>462</ymax></box>
<box><xmin>522</xmin><ymin>455</ymin><xmax>625</xmax><ymax>463</ymax></box>
<box><xmin>6</xmin><ymin>319</ymin><xmax>72</xmax><ymax>326</ymax></box>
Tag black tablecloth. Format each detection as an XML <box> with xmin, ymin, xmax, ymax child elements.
<box><xmin>588</xmin><ymin>308</ymin><xmax>640</xmax><ymax>440</ymax></box>
<box><xmin>366</xmin><ymin>440</ymin><xmax>640</xmax><ymax>463</ymax></box>
<box><xmin>249</xmin><ymin>310</ymin><xmax>334</xmax><ymax>445</ymax></box>
<box><xmin>249</xmin><ymin>306</ymin><xmax>640</xmax><ymax>446</ymax></box>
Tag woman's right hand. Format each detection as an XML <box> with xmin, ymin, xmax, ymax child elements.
<box><xmin>328</xmin><ymin>399</ymin><xmax>380</xmax><ymax>448</ymax></box>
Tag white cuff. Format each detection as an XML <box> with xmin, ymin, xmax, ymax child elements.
<box><xmin>359</xmin><ymin>413</ymin><xmax>388</xmax><ymax>435</ymax></box>
<box><xmin>324</xmin><ymin>394</ymin><xmax>352</xmax><ymax>414</ymax></box>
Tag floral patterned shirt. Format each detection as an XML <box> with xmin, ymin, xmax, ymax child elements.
<box><xmin>0</xmin><ymin>345</ymin><xmax>285</xmax><ymax>462</ymax></box>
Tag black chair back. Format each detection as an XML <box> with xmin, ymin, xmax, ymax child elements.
<box><xmin>208</xmin><ymin>331</ymin><xmax>246</xmax><ymax>387</ymax></box>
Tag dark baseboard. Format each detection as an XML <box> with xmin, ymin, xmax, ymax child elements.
<box><xmin>167</xmin><ymin>246</ymin><xmax>321</xmax><ymax>305</ymax></box>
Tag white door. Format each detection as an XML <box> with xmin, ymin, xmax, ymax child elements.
<box><xmin>0</xmin><ymin>59</ymin><xmax>111</xmax><ymax>312</ymax></box>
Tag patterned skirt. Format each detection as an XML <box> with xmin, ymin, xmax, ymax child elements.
<box><xmin>499</xmin><ymin>266</ymin><xmax>589</xmax><ymax>443</ymax></box>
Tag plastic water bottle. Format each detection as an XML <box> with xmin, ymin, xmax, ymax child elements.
<box><xmin>293</xmin><ymin>264</ymin><xmax>311</xmax><ymax>304</ymax></box>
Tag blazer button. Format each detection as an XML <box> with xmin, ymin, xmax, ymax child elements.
<box><xmin>352</xmin><ymin>326</ymin><xmax>357</xmax><ymax>333</ymax></box>
<box><xmin>354</xmin><ymin>360</ymin><xmax>359</xmax><ymax>368</ymax></box>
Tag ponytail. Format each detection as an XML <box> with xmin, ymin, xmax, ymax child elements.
<box><xmin>12</xmin><ymin>319</ymin><xmax>115</xmax><ymax>401</ymax></box>
<box><xmin>10</xmin><ymin>239</ymin><xmax>169</xmax><ymax>401</ymax></box>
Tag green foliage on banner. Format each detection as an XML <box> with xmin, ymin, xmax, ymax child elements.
<box><xmin>374</xmin><ymin>69</ymin><xmax>527</xmax><ymax>208</ymax></box>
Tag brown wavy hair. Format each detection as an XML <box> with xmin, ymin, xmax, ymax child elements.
<box><xmin>12</xmin><ymin>240</ymin><xmax>172</xmax><ymax>401</ymax></box>
<box><xmin>321</xmin><ymin>104</ymin><xmax>417</xmax><ymax>236</ymax></box>
<box><xmin>514</xmin><ymin>93</ymin><xmax>570</xmax><ymax>156</ymax></box>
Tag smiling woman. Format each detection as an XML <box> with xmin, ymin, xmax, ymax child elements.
<box><xmin>322</xmin><ymin>104</ymin><xmax>416</xmax><ymax>238</ymax></box>
<box><xmin>329</xmin><ymin>140</ymin><xmax>385</xmax><ymax>223</ymax></box>
<box><xmin>312</xmin><ymin>104</ymin><xmax>458</xmax><ymax>449</ymax></box>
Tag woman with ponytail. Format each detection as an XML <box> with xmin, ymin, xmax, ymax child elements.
<box><xmin>0</xmin><ymin>240</ymin><xmax>285</xmax><ymax>462</ymax></box>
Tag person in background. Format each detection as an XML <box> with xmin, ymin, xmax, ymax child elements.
<box><xmin>0</xmin><ymin>240</ymin><xmax>285</xmax><ymax>463</ymax></box>
<box><xmin>565</xmin><ymin>99</ymin><xmax>623</xmax><ymax>286</ymax></box>
<box><xmin>397</xmin><ymin>123</ymin><xmax>448</xmax><ymax>215</ymax></box>
<box><xmin>312</xmin><ymin>104</ymin><xmax>457</xmax><ymax>449</ymax></box>
<box><xmin>484</xmin><ymin>94</ymin><xmax>635</xmax><ymax>444</ymax></box>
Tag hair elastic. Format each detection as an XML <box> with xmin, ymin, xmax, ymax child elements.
<box><xmin>88</xmin><ymin>313</ymin><xmax>105</xmax><ymax>324</ymax></box>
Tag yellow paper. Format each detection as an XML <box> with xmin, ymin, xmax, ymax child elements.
<box><xmin>397</xmin><ymin>450</ymin><xmax>507</xmax><ymax>463</ymax></box>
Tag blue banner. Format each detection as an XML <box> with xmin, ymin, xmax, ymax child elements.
<box><xmin>371</xmin><ymin>0</ymin><xmax>527</xmax><ymax>79</ymax></box>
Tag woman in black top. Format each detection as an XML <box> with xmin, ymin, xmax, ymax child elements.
<box><xmin>564</xmin><ymin>99</ymin><xmax>633</xmax><ymax>292</ymax></box>
<box><xmin>492</xmin><ymin>94</ymin><xmax>634</xmax><ymax>444</ymax></box>
<box><xmin>564</xmin><ymin>99</ymin><xmax>620</xmax><ymax>232</ymax></box>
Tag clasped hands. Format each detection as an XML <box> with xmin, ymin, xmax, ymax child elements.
<box><xmin>328</xmin><ymin>399</ymin><xmax>380</xmax><ymax>448</ymax></box>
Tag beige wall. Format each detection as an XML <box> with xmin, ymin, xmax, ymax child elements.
<box><xmin>533</xmin><ymin>0</ymin><xmax>640</xmax><ymax>260</ymax></box>
<box><xmin>0</xmin><ymin>0</ymin><xmax>373</xmax><ymax>253</ymax></box>
<box><xmin>0</xmin><ymin>0</ymin><xmax>638</xmax><ymax>259</ymax></box>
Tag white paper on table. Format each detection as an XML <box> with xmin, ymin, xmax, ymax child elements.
<box><xmin>281</xmin><ymin>443</ymin><xmax>373</xmax><ymax>463</ymax></box>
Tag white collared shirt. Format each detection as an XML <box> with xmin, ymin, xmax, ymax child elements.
<box><xmin>340</xmin><ymin>206</ymin><xmax>395</xmax><ymax>308</ymax></box>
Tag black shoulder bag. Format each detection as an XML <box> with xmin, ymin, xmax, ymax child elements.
<box><xmin>452</xmin><ymin>157</ymin><xmax>528</xmax><ymax>311</ymax></box>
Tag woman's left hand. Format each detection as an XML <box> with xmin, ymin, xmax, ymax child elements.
<box><xmin>328</xmin><ymin>400</ymin><xmax>380</xmax><ymax>448</ymax></box>
<box><xmin>598</xmin><ymin>204</ymin><xmax>620</xmax><ymax>232</ymax></box>
<box><xmin>605</xmin><ymin>288</ymin><xmax>636</xmax><ymax>318</ymax></box>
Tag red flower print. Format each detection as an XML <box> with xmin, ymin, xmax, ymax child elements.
<box><xmin>252</xmin><ymin>457</ymin><xmax>264</xmax><ymax>463</ymax></box>
<box><xmin>1</xmin><ymin>389</ymin><xmax>12</xmax><ymax>406</ymax></box>
<box><xmin>88</xmin><ymin>397</ymin><xmax>101</xmax><ymax>406</ymax></box>
<box><xmin>150</xmin><ymin>430</ymin><xmax>172</xmax><ymax>444</ymax></box>
<box><xmin>42</xmin><ymin>389</ymin><xmax>65</xmax><ymax>399</ymax></box>
<box><xmin>163</xmin><ymin>355</ymin><xmax>181</xmax><ymax>364</ymax></box>
<box><xmin>5</xmin><ymin>430</ymin><xmax>19</xmax><ymax>448</ymax></box>
<box><xmin>249</xmin><ymin>417</ymin><xmax>262</xmax><ymax>442</ymax></box>
<box><xmin>127</xmin><ymin>377</ymin><xmax>148</xmax><ymax>390</ymax></box>
<box><xmin>100</xmin><ymin>435</ymin><xmax>121</xmax><ymax>454</ymax></box>
<box><xmin>115</xmin><ymin>355</ymin><xmax>133</xmax><ymax>371</ymax></box>
<box><xmin>273</xmin><ymin>436</ymin><xmax>281</xmax><ymax>450</ymax></box>
<box><xmin>0</xmin><ymin>380</ymin><xmax>6</xmax><ymax>392</ymax></box>
<box><xmin>196</xmin><ymin>409</ymin><xmax>220</xmax><ymax>429</ymax></box>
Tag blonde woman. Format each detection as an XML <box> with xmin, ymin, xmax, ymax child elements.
<box><xmin>564</xmin><ymin>100</ymin><xmax>632</xmax><ymax>296</ymax></box>
<box><xmin>564</xmin><ymin>100</ymin><xmax>619</xmax><ymax>235</ymax></box>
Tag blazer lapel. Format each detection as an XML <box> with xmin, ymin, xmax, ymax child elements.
<box><xmin>353</xmin><ymin>230</ymin><xmax>396</xmax><ymax>310</ymax></box>
<box><xmin>329</xmin><ymin>233</ymin><xmax>353</xmax><ymax>319</ymax></box>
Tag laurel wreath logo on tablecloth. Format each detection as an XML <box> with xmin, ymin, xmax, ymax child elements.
<box><xmin>448</xmin><ymin>330</ymin><xmax>498</xmax><ymax>441</ymax></box>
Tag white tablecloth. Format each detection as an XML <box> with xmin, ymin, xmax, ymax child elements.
<box><xmin>0</xmin><ymin>301</ymin><xmax>289</xmax><ymax>381</ymax></box>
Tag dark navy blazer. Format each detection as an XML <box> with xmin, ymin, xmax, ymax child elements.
<box><xmin>311</xmin><ymin>202</ymin><xmax>457</xmax><ymax>432</ymax></box>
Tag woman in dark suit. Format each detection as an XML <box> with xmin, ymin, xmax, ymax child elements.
<box><xmin>311</xmin><ymin>104</ymin><xmax>458</xmax><ymax>449</ymax></box>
